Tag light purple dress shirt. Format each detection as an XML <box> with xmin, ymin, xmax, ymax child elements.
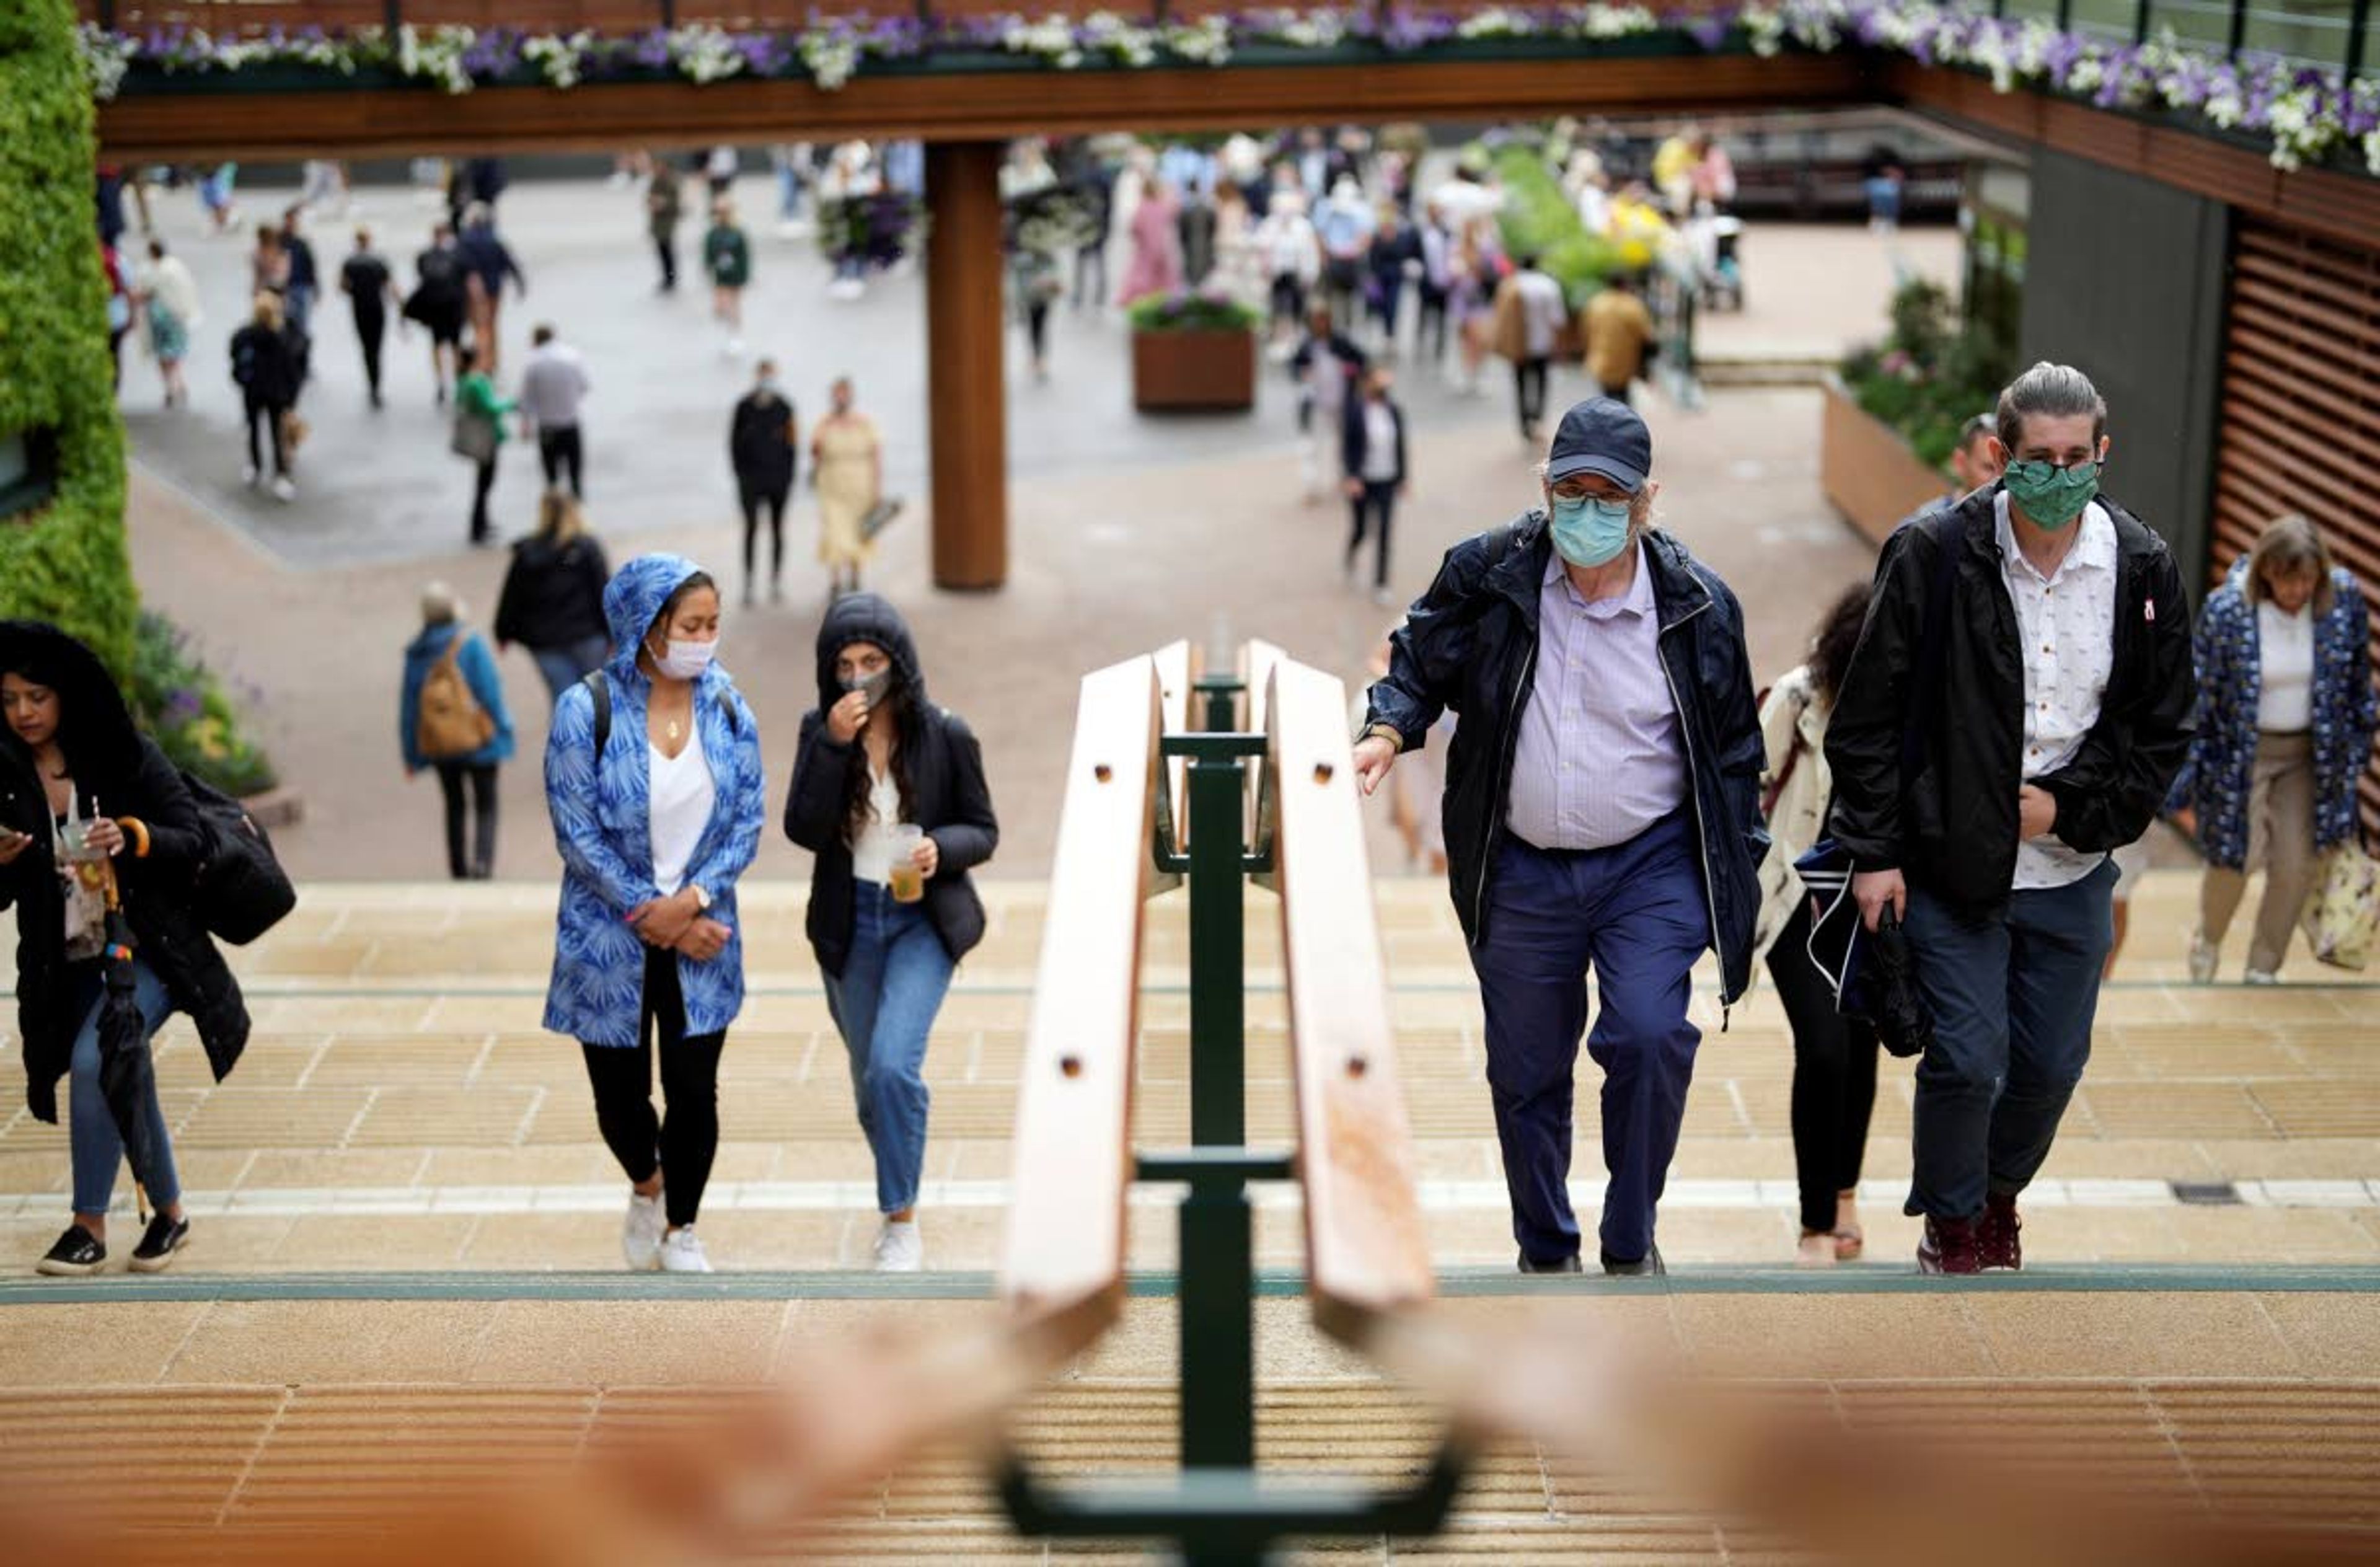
<box><xmin>1504</xmin><ymin>542</ymin><xmax>1688</xmax><ymax>851</ymax></box>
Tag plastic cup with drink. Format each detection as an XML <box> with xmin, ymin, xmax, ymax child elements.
<box><xmin>887</xmin><ymin>824</ymin><xmax>927</xmax><ymax>904</ymax></box>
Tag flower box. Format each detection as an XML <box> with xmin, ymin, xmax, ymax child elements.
<box><xmin>1819</xmin><ymin>379</ymin><xmax>1951</xmax><ymax>547</ymax></box>
<box><xmin>1131</xmin><ymin>329</ymin><xmax>1256</xmax><ymax>413</ymax></box>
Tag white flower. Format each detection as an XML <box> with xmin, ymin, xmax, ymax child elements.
<box><xmin>77</xmin><ymin>23</ymin><xmax>135</xmax><ymax>101</ymax></box>
<box><xmin>801</xmin><ymin>31</ymin><xmax>860</xmax><ymax>90</ymax></box>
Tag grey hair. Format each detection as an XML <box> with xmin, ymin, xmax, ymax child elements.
<box><xmin>420</xmin><ymin>582</ymin><xmax>461</xmax><ymax>625</ymax></box>
<box><xmin>1995</xmin><ymin>361</ymin><xmax>2106</xmax><ymax>452</ymax></box>
<box><xmin>2245</xmin><ymin>513</ymin><xmax>2338</xmax><ymax>617</ymax></box>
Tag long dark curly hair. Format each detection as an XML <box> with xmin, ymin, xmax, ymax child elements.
<box><xmin>841</xmin><ymin>664</ymin><xmax>919</xmax><ymax>846</ymax></box>
<box><xmin>1808</xmin><ymin>581</ymin><xmax>1872</xmax><ymax>710</ymax></box>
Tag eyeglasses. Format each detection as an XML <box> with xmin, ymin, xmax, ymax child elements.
<box><xmin>2003</xmin><ymin>457</ymin><xmax>2104</xmax><ymax>483</ymax></box>
<box><xmin>1548</xmin><ymin>478</ymin><xmax>1634</xmax><ymax>502</ymax></box>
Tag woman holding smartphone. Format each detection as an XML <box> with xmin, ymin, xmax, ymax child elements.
<box><xmin>1</xmin><ymin>620</ymin><xmax>250</xmax><ymax>1276</ymax></box>
<box><xmin>785</xmin><ymin>594</ymin><xmax>997</xmax><ymax>1272</ymax></box>
<box><xmin>544</xmin><ymin>554</ymin><xmax>765</xmax><ymax>1274</ymax></box>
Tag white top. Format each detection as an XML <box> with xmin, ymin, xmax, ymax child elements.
<box><xmin>848</xmin><ymin>766</ymin><xmax>904</xmax><ymax>886</ymax></box>
<box><xmin>2257</xmin><ymin>599</ymin><xmax>2315</xmax><ymax>733</ymax></box>
<box><xmin>518</xmin><ymin>343</ymin><xmax>590</xmax><ymax>430</ymax></box>
<box><xmin>648</xmin><ymin>736</ymin><xmax>715</xmax><ymax>896</ymax></box>
<box><xmin>1515</xmin><ymin>270</ymin><xmax>1567</xmax><ymax>358</ymax></box>
<box><xmin>1994</xmin><ymin>492</ymin><xmax>2119</xmax><ymax>890</ymax></box>
<box><xmin>1360</xmin><ymin>400</ymin><xmax>1399</xmax><ymax>483</ymax></box>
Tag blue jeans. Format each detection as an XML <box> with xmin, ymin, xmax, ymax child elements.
<box><xmin>1901</xmin><ymin>858</ymin><xmax>2117</xmax><ymax>1221</ymax></box>
<box><xmin>1468</xmin><ymin>812</ymin><xmax>1708</xmax><ymax>1264</ymax></box>
<box><xmin>823</xmin><ymin>883</ymin><xmax>956</xmax><ymax>1214</ymax></box>
<box><xmin>531</xmin><ymin>634</ymin><xmax>610</xmax><ymax>705</ymax></box>
<box><xmin>68</xmin><ymin>957</ymin><xmax>180</xmax><ymax>1218</ymax></box>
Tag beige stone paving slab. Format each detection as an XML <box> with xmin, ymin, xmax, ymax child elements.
<box><xmin>1963</xmin><ymin>1294</ymin><xmax>2304</xmax><ymax>1379</ymax></box>
<box><xmin>172</xmin><ymin>1087</ymin><xmax>372</xmax><ymax>1149</ymax></box>
<box><xmin>267</xmin><ymin>1212</ymin><xmax>478</xmax><ymax>1268</ymax></box>
<box><xmin>2161</xmin><ymin>1205</ymin><xmax>2380</xmax><ymax>1263</ymax></box>
<box><xmin>304</xmin><ymin>1036</ymin><xmax>489</xmax><ymax>1088</ymax></box>
<box><xmin>772</xmin><ymin>1141</ymin><xmax>881</xmax><ymax>1180</ymax></box>
<box><xmin>348</xmin><ymin>1086</ymin><xmax>543</xmax><ymax>1147</ymax></box>
<box><xmin>0</xmin><ymin>1386</ymin><xmax>281</xmax><ymax>1526</ymax></box>
<box><xmin>466</xmin><ymin>1300</ymin><xmax>790</xmax><ymax>1385</ymax></box>
<box><xmin>246</xmin><ymin>996</ymin><xmax>439</xmax><ymax>1032</ymax></box>
<box><xmin>686</xmin><ymin>1209</ymin><xmax>857</xmax><ymax>1269</ymax></box>
<box><xmin>154</xmin><ymin>1039</ymin><xmax>322</xmax><ymax>1092</ymax></box>
<box><xmin>1672</xmin><ymin>1294</ymin><xmax>1995</xmax><ymax>1379</ymax></box>
<box><xmin>456</xmin><ymin>1209</ymin><xmax>630</xmax><ymax>1269</ymax></box>
<box><xmin>0</xmin><ymin>1302</ymin><xmax>211</xmax><ymax>1386</ymax></box>
<box><xmin>2190</xmin><ymin>1137</ymin><xmax>2380</xmax><ymax>1180</ymax></box>
<box><xmin>2254</xmin><ymin>1294</ymin><xmax>2380</xmax><ymax>1379</ymax></box>
<box><xmin>162</xmin><ymin>1299</ymin><xmax>498</xmax><ymax>1383</ymax></box>
<box><xmin>2079</xmin><ymin>1082</ymin><xmax>2278</xmax><ymax>1139</ymax></box>
<box><xmin>240</xmin><ymin>1147</ymin><xmax>432</xmax><ymax>1188</ymax></box>
<box><xmin>0</xmin><ymin>1151</ymin><xmax>65</xmax><ymax>1193</ymax></box>
<box><xmin>2014</xmin><ymin>1206</ymin><xmax>2187</xmax><ymax>1263</ymax></box>
<box><xmin>2033</xmin><ymin>1137</ymin><xmax>2218</xmax><ymax>1179</ymax></box>
<box><xmin>2252</xmin><ymin>1080</ymin><xmax>2380</xmax><ymax>1138</ymax></box>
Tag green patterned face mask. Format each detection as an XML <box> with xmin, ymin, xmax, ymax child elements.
<box><xmin>2001</xmin><ymin>457</ymin><xmax>2101</xmax><ymax>529</ymax></box>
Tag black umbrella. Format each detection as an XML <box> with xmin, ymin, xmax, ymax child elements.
<box><xmin>94</xmin><ymin>884</ymin><xmax>165</xmax><ymax>1193</ymax></box>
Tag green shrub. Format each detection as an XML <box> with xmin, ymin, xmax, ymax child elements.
<box><xmin>127</xmin><ymin>611</ymin><xmax>278</xmax><ymax>797</ymax></box>
<box><xmin>0</xmin><ymin>0</ymin><xmax>136</xmax><ymax>676</ymax></box>
<box><xmin>1843</xmin><ymin>278</ymin><xmax>2012</xmax><ymax>473</ymax></box>
<box><xmin>1488</xmin><ymin>144</ymin><xmax>1631</xmax><ymax>309</ymax></box>
<box><xmin>1125</xmin><ymin>289</ymin><xmax>1263</xmax><ymax>332</ymax></box>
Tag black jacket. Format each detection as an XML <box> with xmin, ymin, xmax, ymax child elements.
<box><xmin>1365</xmin><ymin>519</ymin><xmax>1768</xmax><ymax>1004</ymax></box>
<box><xmin>1340</xmin><ymin>394</ymin><xmax>1406</xmax><ymax>486</ymax></box>
<box><xmin>1823</xmin><ymin>486</ymin><xmax>2196</xmax><ymax>912</ymax></box>
<box><xmin>228</xmin><ymin>322</ymin><xmax>301</xmax><ymax>405</ymax></box>
<box><xmin>0</xmin><ymin>624</ymin><xmax>250</xmax><ymax>1121</ymax></box>
<box><xmin>785</xmin><ymin>594</ymin><xmax>998</xmax><ymax>978</ymax></box>
<box><xmin>729</xmin><ymin>390</ymin><xmax>798</xmax><ymax>493</ymax></box>
<box><xmin>495</xmin><ymin>532</ymin><xmax>610</xmax><ymax>651</ymax></box>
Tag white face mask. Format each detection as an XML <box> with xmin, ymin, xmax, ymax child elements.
<box><xmin>651</xmin><ymin>638</ymin><xmax>716</xmax><ymax>681</ymax></box>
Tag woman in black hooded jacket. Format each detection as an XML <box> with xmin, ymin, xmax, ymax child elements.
<box><xmin>785</xmin><ymin>594</ymin><xmax>996</xmax><ymax>1273</ymax></box>
<box><xmin>0</xmin><ymin>621</ymin><xmax>249</xmax><ymax>1276</ymax></box>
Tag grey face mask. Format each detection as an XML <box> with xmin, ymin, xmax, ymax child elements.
<box><xmin>842</xmin><ymin>668</ymin><xmax>893</xmax><ymax>707</ymax></box>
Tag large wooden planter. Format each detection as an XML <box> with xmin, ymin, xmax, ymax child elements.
<box><xmin>1819</xmin><ymin>379</ymin><xmax>1954</xmax><ymax>546</ymax></box>
<box><xmin>1132</xmin><ymin>329</ymin><xmax>1257</xmax><ymax>413</ymax></box>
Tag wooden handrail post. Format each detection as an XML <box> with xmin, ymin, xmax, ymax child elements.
<box><xmin>2347</xmin><ymin>0</ymin><xmax>2371</xmax><ymax>80</ymax></box>
<box><xmin>2132</xmin><ymin>0</ymin><xmax>2152</xmax><ymax>46</ymax></box>
<box><xmin>2226</xmin><ymin>0</ymin><xmax>2247</xmax><ymax>58</ymax></box>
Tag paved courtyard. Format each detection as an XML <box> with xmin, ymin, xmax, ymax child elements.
<box><xmin>123</xmin><ymin>170</ymin><xmax>1958</xmax><ymax>883</ymax></box>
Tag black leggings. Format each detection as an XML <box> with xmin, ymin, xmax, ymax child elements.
<box><xmin>245</xmin><ymin>394</ymin><xmax>289</xmax><ymax>476</ymax></box>
<box><xmin>581</xmin><ymin>947</ymin><xmax>727</xmax><ymax>1229</ymax></box>
<box><xmin>1769</xmin><ymin>896</ymin><xmax>1880</xmax><ymax>1234</ymax></box>
<box><xmin>740</xmin><ymin>483</ymin><xmax>788</xmax><ymax>584</ymax></box>
<box><xmin>1346</xmin><ymin>479</ymin><xmax>1396</xmax><ymax>588</ymax></box>
<box><xmin>470</xmin><ymin>454</ymin><xmax>498</xmax><ymax>544</ymax></box>
<box><xmin>433</xmin><ymin>761</ymin><xmax>498</xmax><ymax>879</ymax></box>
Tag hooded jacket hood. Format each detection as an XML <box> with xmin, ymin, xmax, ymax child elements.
<box><xmin>814</xmin><ymin>593</ymin><xmax>926</xmax><ymax>715</ymax></box>
<box><xmin>0</xmin><ymin>619</ymin><xmax>142</xmax><ymax>787</ymax></box>
<box><xmin>604</xmin><ymin>552</ymin><xmax>708</xmax><ymax>678</ymax></box>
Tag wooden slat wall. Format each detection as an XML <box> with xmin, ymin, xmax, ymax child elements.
<box><xmin>2213</xmin><ymin>221</ymin><xmax>2380</xmax><ymax>834</ymax></box>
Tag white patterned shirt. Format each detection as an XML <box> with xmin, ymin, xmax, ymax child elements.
<box><xmin>1995</xmin><ymin>492</ymin><xmax>2118</xmax><ymax>890</ymax></box>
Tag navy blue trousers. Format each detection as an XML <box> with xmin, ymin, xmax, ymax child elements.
<box><xmin>1468</xmin><ymin>812</ymin><xmax>1709</xmax><ymax>1265</ymax></box>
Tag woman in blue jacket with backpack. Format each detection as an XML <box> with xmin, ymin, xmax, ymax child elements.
<box><xmin>399</xmin><ymin>583</ymin><xmax>516</xmax><ymax>880</ymax></box>
<box><xmin>542</xmin><ymin>554</ymin><xmax>765</xmax><ymax>1274</ymax></box>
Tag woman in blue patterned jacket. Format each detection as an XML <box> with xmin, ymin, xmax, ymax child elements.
<box><xmin>2171</xmin><ymin>515</ymin><xmax>2377</xmax><ymax>983</ymax></box>
<box><xmin>542</xmin><ymin>553</ymin><xmax>765</xmax><ymax>1274</ymax></box>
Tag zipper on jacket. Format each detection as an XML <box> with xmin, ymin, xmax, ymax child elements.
<box><xmin>1654</xmin><ymin>598</ymin><xmax>1733</xmax><ymax>1019</ymax></box>
<box><xmin>1473</xmin><ymin>636</ymin><xmax>1541</xmax><ymax>942</ymax></box>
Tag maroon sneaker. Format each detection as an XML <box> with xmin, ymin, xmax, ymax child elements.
<box><xmin>1916</xmin><ymin>1213</ymin><xmax>1983</xmax><ymax>1275</ymax></box>
<box><xmin>1978</xmin><ymin>1193</ymin><xmax>2022</xmax><ymax>1272</ymax></box>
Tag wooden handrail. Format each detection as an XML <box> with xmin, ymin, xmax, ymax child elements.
<box><xmin>997</xmin><ymin>653</ymin><xmax>1161</xmax><ymax>1340</ymax></box>
<box><xmin>1264</xmin><ymin>658</ymin><xmax>1434</xmax><ymax>1346</ymax></box>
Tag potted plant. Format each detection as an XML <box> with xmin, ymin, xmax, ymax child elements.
<box><xmin>1127</xmin><ymin>287</ymin><xmax>1263</xmax><ymax>412</ymax></box>
<box><xmin>1822</xmin><ymin>279</ymin><xmax>2011</xmax><ymax>545</ymax></box>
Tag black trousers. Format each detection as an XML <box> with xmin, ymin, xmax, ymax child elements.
<box><xmin>470</xmin><ymin>454</ymin><xmax>498</xmax><ymax>543</ymax></box>
<box><xmin>1025</xmin><ymin>300</ymin><xmax>1051</xmax><ymax>362</ymax></box>
<box><xmin>1346</xmin><ymin>479</ymin><xmax>1396</xmax><ymax>588</ymax></box>
<box><xmin>538</xmin><ymin>425</ymin><xmax>584</xmax><ymax>498</ymax></box>
<box><xmin>244</xmin><ymin>394</ymin><xmax>288</xmax><ymax>476</ymax></box>
<box><xmin>1513</xmin><ymin>355</ymin><xmax>1551</xmax><ymax>433</ymax></box>
<box><xmin>1072</xmin><ymin>242</ymin><xmax>1105</xmax><ymax>309</ymax></box>
<box><xmin>1269</xmin><ymin>272</ymin><xmax>1307</xmax><ymax>329</ymax></box>
<box><xmin>1768</xmin><ymin>896</ymin><xmax>1880</xmax><ymax>1233</ymax></box>
<box><xmin>581</xmin><ymin>947</ymin><xmax>728</xmax><ymax>1229</ymax></box>
<box><xmin>433</xmin><ymin>760</ymin><xmax>498</xmax><ymax>879</ymax></box>
<box><xmin>653</xmin><ymin>231</ymin><xmax>678</xmax><ymax>291</ymax></box>
<box><xmin>354</xmin><ymin>304</ymin><xmax>387</xmax><ymax>399</ymax></box>
<box><xmin>1416</xmin><ymin>285</ymin><xmax>1448</xmax><ymax>363</ymax></box>
<box><xmin>739</xmin><ymin>481</ymin><xmax>790</xmax><ymax>584</ymax></box>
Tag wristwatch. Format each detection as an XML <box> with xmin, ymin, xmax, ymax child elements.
<box><xmin>688</xmin><ymin>883</ymin><xmax>713</xmax><ymax>912</ymax></box>
<box><xmin>1356</xmin><ymin>722</ymin><xmax>1403</xmax><ymax>750</ymax></box>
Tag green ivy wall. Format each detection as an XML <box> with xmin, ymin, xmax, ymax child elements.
<box><xmin>0</xmin><ymin>0</ymin><xmax>136</xmax><ymax>676</ymax></box>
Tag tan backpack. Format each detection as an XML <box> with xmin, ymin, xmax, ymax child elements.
<box><xmin>416</xmin><ymin>634</ymin><xmax>496</xmax><ymax>760</ymax></box>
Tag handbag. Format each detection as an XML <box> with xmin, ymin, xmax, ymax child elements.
<box><xmin>450</xmin><ymin>406</ymin><xmax>497</xmax><ymax>464</ymax></box>
<box><xmin>178</xmin><ymin>769</ymin><xmax>297</xmax><ymax>946</ymax></box>
<box><xmin>2300</xmin><ymin>836</ymin><xmax>2378</xmax><ymax>971</ymax></box>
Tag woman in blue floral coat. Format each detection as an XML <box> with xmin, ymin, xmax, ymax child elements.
<box><xmin>2171</xmin><ymin>516</ymin><xmax>2377</xmax><ymax>982</ymax></box>
<box><xmin>543</xmin><ymin>553</ymin><xmax>765</xmax><ymax>1274</ymax></box>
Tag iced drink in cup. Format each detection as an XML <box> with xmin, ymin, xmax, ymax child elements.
<box><xmin>887</xmin><ymin>824</ymin><xmax>926</xmax><ymax>904</ymax></box>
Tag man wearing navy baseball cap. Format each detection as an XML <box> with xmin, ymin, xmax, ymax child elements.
<box><xmin>1354</xmin><ymin>397</ymin><xmax>1767</xmax><ymax>1275</ymax></box>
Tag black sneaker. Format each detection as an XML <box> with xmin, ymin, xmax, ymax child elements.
<box><xmin>1517</xmin><ymin>1250</ymin><xmax>1584</xmax><ymax>1275</ymax></box>
<box><xmin>35</xmin><ymin>1225</ymin><xmax>106</xmax><ymax>1276</ymax></box>
<box><xmin>1599</xmin><ymin>1243</ymin><xmax>1667</xmax><ymax>1277</ymax></box>
<box><xmin>129</xmin><ymin>1214</ymin><xmax>191</xmax><ymax>1273</ymax></box>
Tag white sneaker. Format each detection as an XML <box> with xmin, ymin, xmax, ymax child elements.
<box><xmin>270</xmin><ymin>476</ymin><xmax>297</xmax><ymax>503</ymax></box>
<box><xmin>2187</xmin><ymin>930</ymin><xmax>2219</xmax><ymax>984</ymax></box>
<box><xmin>659</xmin><ymin>1226</ymin><xmax>712</xmax><ymax>1273</ymax></box>
<box><xmin>724</xmin><ymin>336</ymin><xmax>747</xmax><ymax>359</ymax></box>
<box><xmin>2244</xmin><ymin>968</ymin><xmax>2281</xmax><ymax>985</ymax></box>
<box><xmin>872</xmin><ymin>1217</ymin><xmax>922</xmax><ymax>1273</ymax></box>
<box><xmin>622</xmin><ymin>1190</ymin><xmax>665</xmax><ymax>1271</ymax></box>
<box><xmin>242</xmin><ymin>464</ymin><xmax>260</xmax><ymax>486</ymax></box>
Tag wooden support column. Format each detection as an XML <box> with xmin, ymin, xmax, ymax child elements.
<box><xmin>925</xmin><ymin>139</ymin><xmax>1007</xmax><ymax>592</ymax></box>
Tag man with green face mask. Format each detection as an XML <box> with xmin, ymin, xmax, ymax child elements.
<box><xmin>1823</xmin><ymin>361</ymin><xmax>2196</xmax><ymax>1276</ymax></box>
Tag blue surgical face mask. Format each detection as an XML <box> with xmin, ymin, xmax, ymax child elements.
<box><xmin>1549</xmin><ymin>493</ymin><xmax>1634</xmax><ymax>569</ymax></box>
